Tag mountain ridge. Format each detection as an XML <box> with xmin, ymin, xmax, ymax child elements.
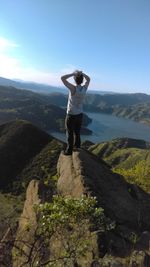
<box><xmin>0</xmin><ymin>119</ymin><xmax>52</xmax><ymax>190</ymax></box>
<box><xmin>0</xmin><ymin>76</ymin><xmax>66</xmax><ymax>94</ymax></box>
<box><xmin>1</xmin><ymin>77</ymin><xmax>150</xmax><ymax>127</ymax></box>
<box><xmin>0</xmin><ymin>85</ymin><xmax>92</xmax><ymax>133</ymax></box>
<box><xmin>0</xmin><ymin>76</ymin><xmax>119</xmax><ymax>95</ymax></box>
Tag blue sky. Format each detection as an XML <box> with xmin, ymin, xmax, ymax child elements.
<box><xmin>0</xmin><ymin>0</ymin><xmax>150</xmax><ymax>93</ymax></box>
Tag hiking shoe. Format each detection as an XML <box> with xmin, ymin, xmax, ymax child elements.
<box><xmin>62</xmin><ymin>150</ymin><xmax>72</xmax><ymax>156</ymax></box>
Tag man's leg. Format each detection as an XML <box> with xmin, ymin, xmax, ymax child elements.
<box><xmin>74</xmin><ymin>113</ymin><xmax>83</xmax><ymax>148</ymax></box>
<box><xmin>65</xmin><ymin>114</ymin><xmax>74</xmax><ymax>154</ymax></box>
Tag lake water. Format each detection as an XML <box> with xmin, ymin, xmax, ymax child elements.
<box><xmin>49</xmin><ymin>112</ymin><xmax>150</xmax><ymax>143</ymax></box>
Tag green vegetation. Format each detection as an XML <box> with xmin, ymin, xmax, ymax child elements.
<box><xmin>37</xmin><ymin>195</ymin><xmax>104</xmax><ymax>236</ymax></box>
<box><xmin>113</xmin><ymin>160</ymin><xmax>150</xmax><ymax>193</ymax></box>
<box><xmin>89</xmin><ymin>138</ymin><xmax>150</xmax><ymax>193</ymax></box>
<box><xmin>113</xmin><ymin>103</ymin><xmax>150</xmax><ymax>126</ymax></box>
<box><xmin>0</xmin><ymin>84</ymin><xmax>66</xmax><ymax>131</ymax></box>
<box><xmin>104</xmin><ymin>147</ymin><xmax>149</xmax><ymax>169</ymax></box>
<box><xmin>0</xmin><ymin>85</ymin><xmax>91</xmax><ymax>132</ymax></box>
<box><xmin>0</xmin><ymin>193</ymin><xmax>24</xmax><ymax>239</ymax></box>
<box><xmin>0</xmin><ymin>121</ymin><xmax>63</xmax><ymax>242</ymax></box>
<box><xmin>12</xmin><ymin>195</ymin><xmax>108</xmax><ymax>267</ymax></box>
<box><xmin>84</xmin><ymin>93</ymin><xmax>150</xmax><ymax>126</ymax></box>
<box><xmin>0</xmin><ymin>120</ymin><xmax>51</xmax><ymax>191</ymax></box>
<box><xmin>19</xmin><ymin>139</ymin><xmax>63</xmax><ymax>190</ymax></box>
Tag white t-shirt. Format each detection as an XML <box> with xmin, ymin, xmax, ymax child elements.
<box><xmin>67</xmin><ymin>85</ymin><xmax>87</xmax><ymax>115</ymax></box>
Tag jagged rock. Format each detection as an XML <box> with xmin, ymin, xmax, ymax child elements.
<box><xmin>12</xmin><ymin>180</ymin><xmax>40</xmax><ymax>267</ymax></box>
<box><xmin>12</xmin><ymin>179</ymin><xmax>52</xmax><ymax>267</ymax></box>
<box><xmin>12</xmin><ymin>149</ymin><xmax>150</xmax><ymax>266</ymax></box>
<box><xmin>57</xmin><ymin>149</ymin><xmax>150</xmax><ymax>231</ymax></box>
<box><xmin>57</xmin><ymin>149</ymin><xmax>150</xmax><ymax>263</ymax></box>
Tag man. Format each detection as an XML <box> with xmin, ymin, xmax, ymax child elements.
<box><xmin>61</xmin><ymin>70</ymin><xmax>90</xmax><ymax>155</ymax></box>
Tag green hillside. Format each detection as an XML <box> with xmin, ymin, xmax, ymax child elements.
<box><xmin>0</xmin><ymin>119</ymin><xmax>52</xmax><ymax>191</ymax></box>
<box><xmin>0</xmin><ymin>193</ymin><xmax>24</xmax><ymax>239</ymax></box>
<box><xmin>0</xmin><ymin>138</ymin><xmax>63</xmax><ymax>238</ymax></box>
<box><xmin>0</xmin><ymin>85</ymin><xmax>67</xmax><ymax>131</ymax></box>
<box><xmin>89</xmin><ymin>138</ymin><xmax>150</xmax><ymax>192</ymax></box>
<box><xmin>84</xmin><ymin>92</ymin><xmax>150</xmax><ymax>107</ymax></box>
<box><xmin>0</xmin><ymin>120</ymin><xmax>64</xmax><ymax>238</ymax></box>
<box><xmin>48</xmin><ymin>92</ymin><xmax>150</xmax><ymax>126</ymax></box>
<box><xmin>19</xmin><ymin>138</ymin><xmax>63</xmax><ymax>190</ymax></box>
<box><xmin>84</xmin><ymin>93</ymin><xmax>150</xmax><ymax>126</ymax></box>
<box><xmin>113</xmin><ymin>102</ymin><xmax>150</xmax><ymax>126</ymax></box>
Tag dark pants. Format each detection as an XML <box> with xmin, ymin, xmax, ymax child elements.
<box><xmin>65</xmin><ymin>113</ymin><xmax>83</xmax><ymax>153</ymax></box>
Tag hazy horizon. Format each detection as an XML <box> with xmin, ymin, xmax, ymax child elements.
<box><xmin>0</xmin><ymin>0</ymin><xmax>150</xmax><ymax>94</ymax></box>
<box><xmin>0</xmin><ymin>75</ymin><xmax>150</xmax><ymax>95</ymax></box>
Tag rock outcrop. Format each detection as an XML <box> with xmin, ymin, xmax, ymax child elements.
<box><xmin>12</xmin><ymin>179</ymin><xmax>52</xmax><ymax>267</ymax></box>
<box><xmin>12</xmin><ymin>180</ymin><xmax>40</xmax><ymax>267</ymax></box>
<box><xmin>58</xmin><ymin>149</ymin><xmax>150</xmax><ymax>231</ymax></box>
<box><xmin>57</xmin><ymin>149</ymin><xmax>150</xmax><ymax>263</ymax></box>
<box><xmin>12</xmin><ymin>149</ymin><xmax>150</xmax><ymax>266</ymax></box>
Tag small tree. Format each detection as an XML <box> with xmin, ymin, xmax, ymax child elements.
<box><xmin>10</xmin><ymin>195</ymin><xmax>107</xmax><ymax>267</ymax></box>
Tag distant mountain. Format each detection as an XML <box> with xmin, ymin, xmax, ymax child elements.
<box><xmin>113</xmin><ymin>102</ymin><xmax>150</xmax><ymax>126</ymax></box>
<box><xmin>43</xmin><ymin>91</ymin><xmax>150</xmax><ymax>110</ymax></box>
<box><xmin>0</xmin><ymin>76</ymin><xmax>66</xmax><ymax>94</ymax></box>
<box><xmin>84</xmin><ymin>92</ymin><xmax>150</xmax><ymax>107</ymax></box>
<box><xmin>0</xmin><ymin>85</ymin><xmax>92</xmax><ymax>132</ymax></box>
<box><xmin>44</xmin><ymin>91</ymin><xmax>150</xmax><ymax>126</ymax></box>
<box><xmin>0</xmin><ymin>85</ymin><xmax>66</xmax><ymax>131</ymax></box>
<box><xmin>45</xmin><ymin>92</ymin><xmax>67</xmax><ymax>106</ymax></box>
<box><xmin>1</xmin><ymin>77</ymin><xmax>150</xmax><ymax>128</ymax></box>
<box><xmin>84</xmin><ymin>93</ymin><xmax>150</xmax><ymax>126</ymax></box>
<box><xmin>88</xmin><ymin>89</ymin><xmax>118</xmax><ymax>94</ymax></box>
<box><xmin>37</xmin><ymin>91</ymin><xmax>150</xmax><ymax>108</ymax></box>
<box><xmin>0</xmin><ymin>76</ymin><xmax>119</xmax><ymax>95</ymax></box>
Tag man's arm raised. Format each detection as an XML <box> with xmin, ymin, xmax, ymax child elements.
<box><xmin>82</xmin><ymin>73</ymin><xmax>90</xmax><ymax>89</ymax></box>
<box><xmin>61</xmin><ymin>73</ymin><xmax>76</xmax><ymax>94</ymax></box>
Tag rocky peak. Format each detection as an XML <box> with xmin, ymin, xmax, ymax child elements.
<box><xmin>11</xmin><ymin>149</ymin><xmax>150</xmax><ymax>266</ymax></box>
<box><xmin>57</xmin><ymin>149</ymin><xmax>150</xmax><ymax>230</ymax></box>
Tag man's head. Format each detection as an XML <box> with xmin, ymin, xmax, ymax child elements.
<box><xmin>74</xmin><ymin>71</ymin><xmax>83</xmax><ymax>85</ymax></box>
